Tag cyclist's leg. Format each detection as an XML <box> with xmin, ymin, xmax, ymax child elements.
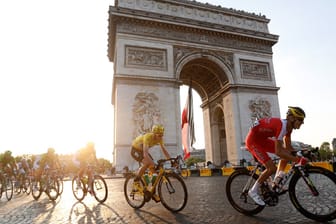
<box><xmin>246</xmin><ymin>140</ymin><xmax>275</xmax><ymax>206</ymax></box>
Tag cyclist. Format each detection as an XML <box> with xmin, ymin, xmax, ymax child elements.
<box><xmin>0</xmin><ymin>150</ymin><xmax>17</xmax><ymax>177</ymax></box>
<box><xmin>33</xmin><ymin>148</ymin><xmax>61</xmax><ymax>181</ymax></box>
<box><xmin>131</xmin><ymin>124</ymin><xmax>171</xmax><ymax>202</ymax></box>
<box><xmin>246</xmin><ymin>106</ymin><xmax>308</xmax><ymax>206</ymax></box>
<box><xmin>73</xmin><ymin>142</ymin><xmax>98</xmax><ymax>193</ymax></box>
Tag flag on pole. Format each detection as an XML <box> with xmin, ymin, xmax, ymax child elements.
<box><xmin>181</xmin><ymin>85</ymin><xmax>195</xmax><ymax>159</ymax></box>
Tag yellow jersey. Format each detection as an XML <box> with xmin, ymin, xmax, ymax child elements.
<box><xmin>132</xmin><ymin>133</ymin><xmax>164</xmax><ymax>151</ymax></box>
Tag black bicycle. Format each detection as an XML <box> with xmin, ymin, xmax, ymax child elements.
<box><xmin>71</xmin><ymin>165</ymin><xmax>108</xmax><ymax>203</ymax></box>
<box><xmin>226</xmin><ymin>149</ymin><xmax>336</xmax><ymax>222</ymax></box>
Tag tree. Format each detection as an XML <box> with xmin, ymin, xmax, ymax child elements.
<box><xmin>185</xmin><ymin>157</ymin><xmax>205</xmax><ymax>168</ymax></box>
<box><xmin>319</xmin><ymin>142</ymin><xmax>332</xmax><ymax>161</ymax></box>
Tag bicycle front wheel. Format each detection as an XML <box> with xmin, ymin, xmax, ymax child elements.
<box><xmin>225</xmin><ymin>168</ymin><xmax>264</xmax><ymax>215</ymax></box>
<box><xmin>93</xmin><ymin>175</ymin><xmax>108</xmax><ymax>203</ymax></box>
<box><xmin>289</xmin><ymin>166</ymin><xmax>336</xmax><ymax>222</ymax></box>
<box><xmin>46</xmin><ymin>178</ymin><xmax>59</xmax><ymax>201</ymax></box>
<box><xmin>56</xmin><ymin>177</ymin><xmax>64</xmax><ymax>196</ymax></box>
<box><xmin>24</xmin><ymin>177</ymin><xmax>31</xmax><ymax>195</ymax></box>
<box><xmin>158</xmin><ymin>172</ymin><xmax>188</xmax><ymax>212</ymax></box>
<box><xmin>5</xmin><ymin>178</ymin><xmax>13</xmax><ymax>201</ymax></box>
<box><xmin>31</xmin><ymin>179</ymin><xmax>42</xmax><ymax>200</ymax></box>
<box><xmin>124</xmin><ymin>174</ymin><xmax>145</xmax><ymax>209</ymax></box>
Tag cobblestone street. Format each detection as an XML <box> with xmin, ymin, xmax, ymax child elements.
<box><xmin>0</xmin><ymin>176</ymin><xmax>334</xmax><ymax>224</ymax></box>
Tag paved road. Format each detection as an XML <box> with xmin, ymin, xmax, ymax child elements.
<box><xmin>0</xmin><ymin>176</ymin><xmax>334</xmax><ymax>224</ymax></box>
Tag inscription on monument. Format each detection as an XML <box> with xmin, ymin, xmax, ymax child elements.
<box><xmin>240</xmin><ymin>59</ymin><xmax>271</xmax><ymax>81</ymax></box>
<box><xmin>125</xmin><ymin>45</ymin><xmax>167</xmax><ymax>71</ymax></box>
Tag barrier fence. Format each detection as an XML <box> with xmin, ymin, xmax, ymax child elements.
<box><xmin>181</xmin><ymin>162</ymin><xmax>334</xmax><ymax>177</ymax></box>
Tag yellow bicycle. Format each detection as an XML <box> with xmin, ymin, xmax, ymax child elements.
<box><xmin>124</xmin><ymin>157</ymin><xmax>188</xmax><ymax>212</ymax></box>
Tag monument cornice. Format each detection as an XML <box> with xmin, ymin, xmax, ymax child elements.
<box><xmin>114</xmin><ymin>74</ymin><xmax>181</xmax><ymax>86</ymax></box>
<box><xmin>108</xmin><ymin>7</ymin><xmax>278</xmax><ymax>61</ymax></box>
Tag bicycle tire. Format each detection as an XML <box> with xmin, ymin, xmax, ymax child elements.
<box><xmin>225</xmin><ymin>168</ymin><xmax>264</xmax><ymax>215</ymax></box>
<box><xmin>72</xmin><ymin>176</ymin><xmax>85</xmax><ymax>202</ymax></box>
<box><xmin>0</xmin><ymin>179</ymin><xmax>3</xmax><ymax>199</ymax></box>
<box><xmin>158</xmin><ymin>172</ymin><xmax>188</xmax><ymax>212</ymax></box>
<box><xmin>31</xmin><ymin>179</ymin><xmax>42</xmax><ymax>200</ymax></box>
<box><xmin>57</xmin><ymin>178</ymin><xmax>64</xmax><ymax>195</ymax></box>
<box><xmin>46</xmin><ymin>178</ymin><xmax>59</xmax><ymax>201</ymax></box>
<box><xmin>93</xmin><ymin>175</ymin><xmax>108</xmax><ymax>203</ymax></box>
<box><xmin>24</xmin><ymin>178</ymin><xmax>31</xmax><ymax>195</ymax></box>
<box><xmin>5</xmin><ymin>178</ymin><xmax>13</xmax><ymax>201</ymax></box>
<box><xmin>288</xmin><ymin>166</ymin><xmax>336</xmax><ymax>222</ymax></box>
<box><xmin>124</xmin><ymin>174</ymin><xmax>146</xmax><ymax>209</ymax></box>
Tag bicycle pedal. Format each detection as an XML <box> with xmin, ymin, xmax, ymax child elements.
<box><xmin>152</xmin><ymin>194</ymin><xmax>161</xmax><ymax>203</ymax></box>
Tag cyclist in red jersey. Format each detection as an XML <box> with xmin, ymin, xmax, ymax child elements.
<box><xmin>246</xmin><ymin>106</ymin><xmax>307</xmax><ymax>206</ymax></box>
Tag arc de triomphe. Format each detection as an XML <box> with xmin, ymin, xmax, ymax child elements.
<box><xmin>108</xmin><ymin>0</ymin><xmax>280</xmax><ymax>171</ymax></box>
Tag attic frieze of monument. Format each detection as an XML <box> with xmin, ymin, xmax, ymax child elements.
<box><xmin>116</xmin><ymin>18</ymin><xmax>274</xmax><ymax>54</ymax></box>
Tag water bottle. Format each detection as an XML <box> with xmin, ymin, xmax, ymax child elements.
<box><xmin>151</xmin><ymin>173</ymin><xmax>158</xmax><ymax>185</ymax></box>
<box><xmin>144</xmin><ymin>173</ymin><xmax>151</xmax><ymax>184</ymax></box>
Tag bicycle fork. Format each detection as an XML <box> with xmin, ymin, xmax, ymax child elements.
<box><xmin>162</xmin><ymin>176</ymin><xmax>175</xmax><ymax>194</ymax></box>
<box><xmin>297</xmin><ymin>167</ymin><xmax>319</xmax><ymax>196</ymax></box>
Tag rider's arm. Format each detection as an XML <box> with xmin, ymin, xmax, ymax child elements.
<box><xmin>159</xmin><ymin>143</ymin><xmax>170</xmax><ymax>159</ymax></box>
<box><xmin>283</xmin><ymin>134</ymin><xmax>295</xmax><ymax>151</ymax></box>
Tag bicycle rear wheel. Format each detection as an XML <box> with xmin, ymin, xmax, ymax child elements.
<box><xmin>93</xmin><ymin>175</ymin><xmax>108</xmax><ymax>203</ymax></box>
<box><xmin>72</xmin><ymin>176</ymin><xmax>85</xmax><ymax>202</ymax></box>
<box><xmin>158</xmin><ymin>172</ymin><xmax>188</xmax><ymax>212</ymax></box>
<box><xmin>124</xmin><ymin>174</ymin><xmax>145</xmax><ymax>209</ymax></box>
<box><xmin>289</xmin><ymin>166</ymin><xmax>336</xmax><ymax>222</ymax></box>
<box><xmin>225</xmin><ymin>168</ymin><xmax>264</xmax><ymax>215</ymax></box>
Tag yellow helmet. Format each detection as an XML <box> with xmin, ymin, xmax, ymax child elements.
<box><xmin>152</xmin><ymin>124</ymin><xmax>164</xmax><ymax>134</ymax></box>
<box><xmin>287</xmin><ymin>106</ymin><xmax>306</xmax><ymax>119</ymax></box>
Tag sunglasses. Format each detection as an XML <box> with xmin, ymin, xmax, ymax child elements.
<box><xmin>296</xmin><ymin>118</ymin><xmax>304</xmax><ymax>123</ymax></box>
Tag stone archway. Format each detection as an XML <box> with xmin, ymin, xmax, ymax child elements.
<box><xmin>108</xmin><ymin>0</ymin><xmax>280</xmax><ymax>171</ymax></box>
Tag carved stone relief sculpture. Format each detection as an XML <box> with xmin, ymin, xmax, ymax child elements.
<box><xmin>132</xmin><ymin>92</ymin><xmax>162</xmax><ymax>137</ymax></box>
<box><xmin>240</xmin><ymin>59</ymin><xmax>271</xmax><ymax>81</ymax></box>
<box><xmin>248</xmin><ymin>97</ymin><xmax>272</xmax><ymax>122</ymax></box>
<box><xmin>126</xmin><ymin>45</ymin><xmax>167</xmax><ymax>71</ymax></box>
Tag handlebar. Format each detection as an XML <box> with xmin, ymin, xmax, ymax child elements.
<box><xmin>156</xmin><ymin>156</ymin><xmax>181</xmax><ymax>169</ymax></box>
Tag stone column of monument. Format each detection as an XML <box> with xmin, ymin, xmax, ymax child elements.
<box><xmin>108</xmin><ymin>0</ymin><xmax>280</xmax><ymax>170</ymax></box>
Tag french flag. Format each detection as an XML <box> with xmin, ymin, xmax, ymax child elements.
<box><xmin>181</xmin><ymin>85</ymin><xmax>195</xmax><ymax>159</ymax></box>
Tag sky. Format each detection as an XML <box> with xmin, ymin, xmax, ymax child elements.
<box><xmin>0</xmin><ymin>0</ymin><xmax>335</xmax><ymax>161</ymax></box>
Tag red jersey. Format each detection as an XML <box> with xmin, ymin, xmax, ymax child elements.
<box><xmin>245</xmin><ymin>117</ymin><xmax>291</xmax><ymax>163</ymax></box>
<box><xmin>249</xmin><ymin>118</ymin><xmax>290</xmax><ymax>141</ymax></box>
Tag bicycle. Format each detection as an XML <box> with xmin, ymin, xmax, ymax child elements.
<box><xmin>226</xmin><ymin>149</ymin><xmax>336</xmax><ymax>222</ymax></box>
<box><xmin>31</xmin><ymin>167</ymin><xmax>60</xmax><ymax>201</ymax></box>
<box><xmin>124</xmin><ymin>157</ymin><xmax>188</xmax><ymax>212</ymax></box>
<box><xmin>71</xmin><ymin>165</ymin><xmax>108</xmax><ymax>203</ymax></box>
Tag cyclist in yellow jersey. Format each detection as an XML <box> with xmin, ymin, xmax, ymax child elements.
<box><xmin>131</xmin><ymin>124</ymin><xmax>171</xmax><ymax>202</ymax></box>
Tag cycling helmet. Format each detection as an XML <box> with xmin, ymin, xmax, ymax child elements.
<box><xmin>287</xmin><ymin>106</ymin><xmax>306</xmax><ymax>119</ymax></box>
<box><xmin>152</xmin><ymin>124</ymin><xmax>164</xmax><ymax>134</ymax></box>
